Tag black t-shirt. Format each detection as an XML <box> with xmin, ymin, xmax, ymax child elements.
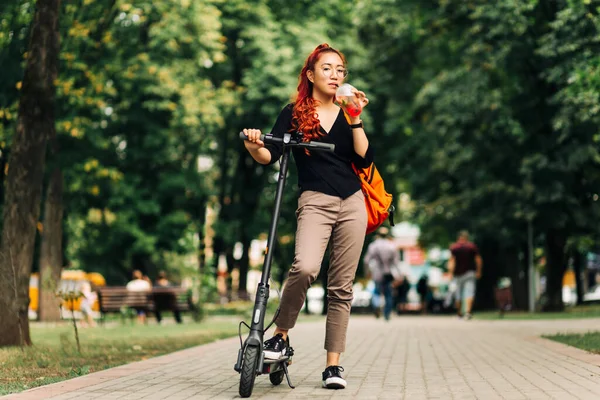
<box><xmin>264</xmin><ymin>104</ymin><xmax>374</xmax><ymax>199</ymax></box>
<box><xmin>450</xmin><ymin>241</ymin><xmax>479</xmax><ymax>276</ymax></box>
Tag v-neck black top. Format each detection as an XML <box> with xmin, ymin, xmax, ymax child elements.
<box><xmin>264</xmin><ymin>104</ymin><xmax>374</xmax><ymax>199</ymax></box>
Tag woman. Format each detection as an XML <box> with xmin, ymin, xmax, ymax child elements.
<box><xmin>242</xmin><ymin>43</ymin><xmax>372</xmax><ymax>389</ymax></box>
<box><xmin>126</xmin><ymin>269</ymin><xmax>151</xmax><ymax>324</ymax></box>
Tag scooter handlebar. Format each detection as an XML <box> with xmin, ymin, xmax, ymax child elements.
<box><xmin>239</xmin><ymin>131</ymin><xmax>335</xmax><ymax>152</ymax></box>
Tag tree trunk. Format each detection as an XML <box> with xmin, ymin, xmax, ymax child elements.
<box><xmin>238</xmin><ymin>237</ymin><xmax>251</xmax><ymax>301</ymax></box>
<box><xmin>505</xmin><ymin>247</ymin><xmax>528</xmax><ymax>310</ymax></box>
<box><xmin>0</xmin><ymin>0</ymin><xmax>60</xmax><ymax>347</ymax></box>
<box><xmin>197</xmin><ymin>231</ymin><xmax>206</xmax><ymax>273</ymax></box>
<box><xmin>0</xmin><ymin>148</ymin><xmax>8</xmax><ymax>207</ymax></box>
<box><xmin>196</xmin><ymin>197</ymin><xmax>207</xmax><ymax>274</ymax></box>
<box><xmin>522</xmin><ymin>240</ymin><xmax>534</xmax><ymax>310</ymax></box>
<box><xmin>573</xmin><ymin>250</ymin><xmax>585</xmax><ymax>305</ymax></box>
<box><xmin>225</xmin><ymin>246</ymin><xmax>235</xmax><ymax>300</ymax></box>
<box><xmin>38</xmin><ymin>167</ymin><xmax>63</xmax><ymax>321</ymax></box>
<box><xmin>212</xmin><ymin>124</ymin><xmax>230</xmax><ymax>276</ymax></box>
<box><xmin>543</xmin><ymin>230</ymin><xmax>567</xmax><ymax>311</ymax></box>
<box><xmin>476</xmin><ymin>240</ymin><xmax>502</xmax><ymax>310</ymax></box>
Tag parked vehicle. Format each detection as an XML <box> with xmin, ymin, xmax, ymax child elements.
<box><xmin>583</xmin><ymin>285</ymin><xmax>600</xmax><ymax>303</ymax></box>
<box><xmin>29</xmin><ymin>269</ymin><xmax>106</xmax><ymax>320</ymax></box>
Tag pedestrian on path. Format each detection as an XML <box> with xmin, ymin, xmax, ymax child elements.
<box><xmin>448</xmin><ymin>230</ymin><xmax>483</xmax><ymax>320</ymax></box>
<box><xmin>417</xmin><ymin>274</ymin><xmax>430</xmax><ymax>314</ymax></box>
<box><xmin>242</xmin><ymin>43</ymin><xmax>372</xmax><ymax>389</ymax></box>
<box><xmin>364</xmin><ymin>226</ymin><xmax>399</xmax><ymax>320</ymax></box>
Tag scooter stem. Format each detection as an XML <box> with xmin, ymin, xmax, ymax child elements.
<box><xmin>249</xmin><ymin>135</ymin><xmax>292</xmax><ymax>334</ymax></box>
<box><xmin>260</xmin><ymin>135</ymin><xmax>292</xmax><ymax>286</ymax></box>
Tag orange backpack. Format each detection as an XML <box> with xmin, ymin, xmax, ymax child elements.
<box><xmin>352</xmin><ymin>163</ymin><xmax>395</xmax><ymax>234</ymax></box>
<box><xmin>342</xmin><ymin>111</ymin><xmax>395</xmax><ymax>234</ymax></box>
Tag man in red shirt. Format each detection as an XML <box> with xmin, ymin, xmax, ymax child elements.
<box><xmin>448</xmin><ymin>231</ymin><xmax>483</xmax><ymax>319</ymax></box>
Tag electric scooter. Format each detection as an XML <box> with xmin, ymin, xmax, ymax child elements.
<box><xmin>234</xmin><ymin>130</ymin><xmax>335</xmax><ymax>398</ymax></box>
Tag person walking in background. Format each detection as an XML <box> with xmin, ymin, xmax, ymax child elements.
<box><xmin>363</xmin><ymin>226</ymin><xmax>399</xmax><ymax>321</ymax></box>
<box><xmin>448</xmin><ymin>230</ymin><xmax>483</xmax><ymax>320</ymax></box>
<box><xmin>394</xmin><ymin>274</ymin><xmax>410</xmax><ymax>314</ymax></box>
<box><xmin>417</xmin><ymin>274</ymin><xmax>430</xmax><ymax>314</ymax></box>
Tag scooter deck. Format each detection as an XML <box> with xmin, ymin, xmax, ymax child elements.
<box><xmin>263</xmin><ymin>356</ymin><xmax>291</xmax><ymax>364</ymax></box>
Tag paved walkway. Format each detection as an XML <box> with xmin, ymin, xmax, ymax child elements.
<box><xmin>4</xmin><ymin>316</ymin><xmax>600</xmax><ymax>399</ymax></box>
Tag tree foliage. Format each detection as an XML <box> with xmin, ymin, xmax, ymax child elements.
<box><xmin>358</xmin><ymin>0</ymin><xmax>600</xmax><ymax>310</ymax></box>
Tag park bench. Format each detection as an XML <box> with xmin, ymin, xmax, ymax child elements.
<box><xmin>97</xmin><ymin>286</ymin><xmax>196</xmax><ymax>323</ymax></box>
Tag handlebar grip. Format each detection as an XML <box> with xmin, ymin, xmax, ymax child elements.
<box><xmin>239</xmin><ymin>131</ymin><xmax>265</xmax><ymax>142</ymax></box>
<box><xmin>307</xmin><ymin>142</ymin><xmax>335</xmax><ymax>152</ymax></box>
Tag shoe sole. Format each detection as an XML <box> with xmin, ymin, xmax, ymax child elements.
<box><xmin>322</xmin><ymin>377</ymin><xmax>346</xmax><ymax>389</ymax></box>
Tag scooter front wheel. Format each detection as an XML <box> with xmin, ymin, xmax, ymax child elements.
<box><xmin>239</xmin><ymin>345</ymin><xmax>260</xmax><ymax>398</ymax></box>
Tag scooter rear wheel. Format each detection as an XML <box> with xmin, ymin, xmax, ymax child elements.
<box><xmin>269</xmin><ymin>370</ymin><xmax>285</xmax><ymax>386</ymax></box>
<box><xmin>239</xmin><ymin>345</ymin><xmax>260</xmax><ymax>398</ymax></box>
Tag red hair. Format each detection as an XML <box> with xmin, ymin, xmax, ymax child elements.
<box><xmin>292</xmin><ymin>43</ymin><xmax>347</xmax><ymax>144</ymax></box>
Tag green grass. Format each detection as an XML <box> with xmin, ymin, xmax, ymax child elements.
<box><xmin>544</xmin><ymin>332</ymin><xmax>600</xmax><ymax>354</ymax></box>
<box><xmin>0</xmin><ymin>315</ymin><xmax>241</xmax><ymax>395</ymax></box>
<box><xmin>474</xmin><ymin>304</ymin><xmax>600</xmax><ymax>320</ymax></box>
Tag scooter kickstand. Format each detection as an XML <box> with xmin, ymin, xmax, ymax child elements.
<box><xmin>281</xmin><ymin>362</ymin><xmax>295</xmax><ymax>389</ymax></box>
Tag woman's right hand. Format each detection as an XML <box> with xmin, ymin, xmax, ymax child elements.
<box><xmin>242</xmin><ymin>128</ymin><xmax>264</xmax><ymax>152</ymax></box>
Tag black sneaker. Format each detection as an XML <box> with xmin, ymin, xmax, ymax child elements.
<box><xmin>322</xmin><ymin>365</ymin><xmax>346</xmax><ymax>389</ymax></box>
<box><xmin>263</xmin><ymin>333</ymin><xmax>288</xmax><ymax>360</ymax></box>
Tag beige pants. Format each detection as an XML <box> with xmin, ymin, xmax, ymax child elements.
<box><xmin>276</xmin><ymin>190</ymin><xmax>367</xmax><ymax>353</ymax></box>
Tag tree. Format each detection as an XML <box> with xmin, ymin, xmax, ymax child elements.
<box><xmin>38</xmin><ymin>162</ymin><xmax>64</xmax><ymax>322</ymax></box>
<box><xmin>56</xmin><ymin>0</ymin><xmax>226</xmax><ymax>282</ymax></box>
<box><xmin>0</xmin><ymin>0</ymin><xmax>61</xmax><ymax>346</ymax></box>
<box><xmin>356</xmin><ymin>0</ymin><xmax>600</xmax><ymax>311</ymax></box>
